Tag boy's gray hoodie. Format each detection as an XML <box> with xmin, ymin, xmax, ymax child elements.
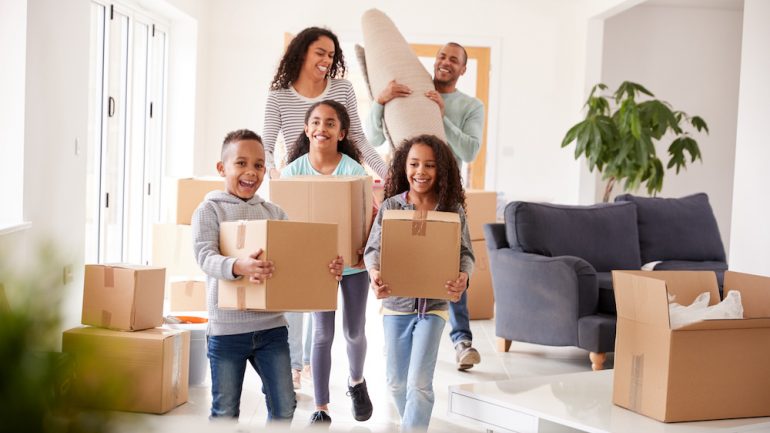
<box><xmin>192</xmin><ymin>190</ymin><xmax>289</xmax><ymax>336</ymax></box>
<box><xmin>363</xmin><ymin>192</ymin><xmax>474</xmax><ymax>314</ymax></box>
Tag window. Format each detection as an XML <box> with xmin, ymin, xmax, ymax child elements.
<box><xmin>86</xmin><ymin>2</ymin><xmax>167</xmax><ymax>263</ymax></box>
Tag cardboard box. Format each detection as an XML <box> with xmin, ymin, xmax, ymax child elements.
<box><xmin>169</xmin><ymin>280</ymin><xmax>207</xmax><ymax>312</ymax></box>
<box><xmin>62</xmin><ymin>326</ymin><xmax>190</xmax><ymax>414</ymax></box>
<box><xmin>82</xmin><ymin>264</ymin><xmax>165</xmax><ymax>331</ymax></box>
<box><xmin>465</xmin><ymin>189</ymin><xmax>497</xmax><ymax>241</ymax></box>
<box><xmin>467</xmin><ymin>240</ymin><xmax>494</xmax><ymax>320</ymax></box>
<box><xmin>152</xmin><ymin>224</ymin><xmax>203</xmax><ymax>281</ymax></box>
<box><xmin>176</xmin><ymin>177</ymin><xmax>223</xmax><ymax>225</ymax></box>
<box><xmin>219</xmin><ymin>220</ymin><xmax>338</xmax><ymax>311</ymax></box>
<box><xmin>270</xmin><ymin>176</ymin><xmax>373</xmax><ymax>266</ymax></box>
<box><xmin>612</xmin><ymin>270</ymin><xmax>770</xmax><ymax>422</ymax></box>
<box><xmin>380</xmin><ymin>210</ymin><xmax>460</xmax><ymax>300</ymax></box>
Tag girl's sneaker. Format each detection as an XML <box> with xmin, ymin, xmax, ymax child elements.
<box><xmin>346</xmin><ymin>379</ymin><xmax>373</xmax><ymax>421</ymax></box>
<box><xmin>309</xmin><ymin>410</ymin><xmax>332</xmax><ymax>425</ymax></box>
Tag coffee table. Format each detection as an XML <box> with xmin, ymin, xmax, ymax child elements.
<box><xmin>448</xmin><ymin>370</ymin><xmax>770</xmax><ymax>433</ymax></box>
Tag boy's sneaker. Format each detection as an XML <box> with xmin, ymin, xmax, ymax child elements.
<box><xmin>292</xmin><ymin>369</ymin><xmax>301</xmax><ymax>389</ymax></box>
<box><xmin>302</xmin><ymin>364</ymin><xmax>312</xmax><ymax>379</ymax></box>
<box><xmin>455</xmin><ymin>341</ymin><xmax>481</xmax><ymax>371</ymax></box>
<box><xmin>346</xmin><ymin>379</ymin><xmax>373</xmax><ymax>421</ymax></box>
<box><xmin>309</xmin><ymin>410</ymin><xmax>332</xmax><ymax>425</ymax></box>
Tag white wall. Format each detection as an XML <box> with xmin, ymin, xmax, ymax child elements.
<box><xmin>0</xmin><ymin>0</ymin><xmax>27</xmax><ymax>226</ymax></box>
<box><xmin>193</xmin><ymin>0</ymin><xmax>628</xmax><ymax>205</ymax></box>
<box><xmin>729</xmin><ymin>0</ymin><xmax>770</xmax><ymax>275</ymax></box>
<box><xmin>22</xmin><ymin>0</ymin><xmax>91</xmax><ymax>329</ymax></box>
<box><xmin>601</xmin><ymin>3</ymin><xmax>743</xmax><ymax>250</ymax></box>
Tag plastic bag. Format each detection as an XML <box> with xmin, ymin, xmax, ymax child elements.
<box><xmin>669</xmin><ymin>292</ymin><xmax>711</xmax><ymax>329</ymax></box>
<box><xmin>668</xmin><ymin>290</ymin><xmax>744</xmax><ymax>329</ymax></box>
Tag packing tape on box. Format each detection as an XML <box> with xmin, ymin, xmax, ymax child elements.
<box><xmin>103</xmin><ymin>266</ymin><xmax>114</xmax><ymax>288</ymax></box>
<box><xmin>171</xmin><ymin>332</ymin><xmax>182</xmax><ymax>402</ymax></box>
<box><xmin>236</xmin><ymin>222</ymin><xmax>246</xmax><ymax>250</ymax></box>
<box><xmin>237</xmin><ymin>286</ymin><xmax>246</xmax><ymax>310</ymax></box>
<box><xmin>185</xmin><ymin>281</ymin><xmax>195</xmax><ymax>297</ymax></box>
<box><xmin>101</xmin><ymin>310</ymin><xmax>112</xmax><ymax>327</ymax></box>
<box><xmin>629</xmin><ymin>354</ymin><xmax>644</xmax><ymax>411</ymax></box>
<box><xmin>411</xmin><ymin>210</ymin><xmax>427</xmax><ymax>236</ymax></box>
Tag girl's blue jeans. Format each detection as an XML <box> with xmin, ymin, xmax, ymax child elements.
<box><xmin>383</xmin><ymin>313</ymin><xmax>445</xmax><ymax>431</ymax></box>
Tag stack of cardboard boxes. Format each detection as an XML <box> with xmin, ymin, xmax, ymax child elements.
<box><xmin>62</xmin><ymin>264</ymin><xmax>190</xmax><ymax>414</ymax></box>
<box><xmin>464</xmin><ymin>190</ymin><xmax>498</xmax><ymax>319</ymax></box>
<box><xmin>153</xmin><ymin>178</ymin><xmax>221</xmax><ymax>304</ymax></box>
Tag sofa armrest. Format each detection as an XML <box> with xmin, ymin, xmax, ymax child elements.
<box><xmin>484</xmin><ymin>223</ymin><xmax>508</xmax><ymax>250</ymax></box>
<box><xmin>489</xmin><ymin>249</ymin><xmax>598</xmax><ymax>348</ymax></box>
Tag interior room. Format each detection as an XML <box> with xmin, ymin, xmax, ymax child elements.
<box><xmin>2</xmin><ymin>0</ymin><xmax>769</xmax><ymax>431</ymax></box>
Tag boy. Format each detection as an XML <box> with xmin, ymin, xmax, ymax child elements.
<box><xmin>192</xmin><ymin>129</ymin><xmax>344</xmax><ymax>421</ymax></box>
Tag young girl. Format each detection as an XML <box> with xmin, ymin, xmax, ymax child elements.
<box><xmin>363</xmin><ymin>134</ymin><xmax>474</xmax><ymax>432</ymax></box>
<box><xmin>263</xmin><ymin>26</ymin><xmax>388</xmax><ymax>179</ymax></box>
<box><xmin>281</xmin><ymin>100</ymin><xmax>373</xmax><ymax>425</ymax></box>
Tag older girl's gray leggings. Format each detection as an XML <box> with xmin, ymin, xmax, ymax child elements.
<box><xmin>311</xmin><ymin>270</ymin><xmax>369</xmax><ymax>406</ymax></box>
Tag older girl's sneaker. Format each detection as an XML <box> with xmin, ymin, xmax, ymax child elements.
<box><xmin>346</xmin><ymin>379</ymin><xmax>373</xmax><ymax>421</ymax></box>
<box><xmin>309</xmin><ymin>410</ymin><xmax>331</xmax><ymax>425</ymax></box>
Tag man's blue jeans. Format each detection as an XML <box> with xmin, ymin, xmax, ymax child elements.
<box><xmin>383</xmin><ymin>314</ymin><xmax>445</xmax><ymax>431</ymax></box>
<box><xmin>207</xmin><ymin>327</ymin><xmax>296</xmax><ymax>421</ymax></box>
<box><xmin>448</xmin><ymin>290</ymin><xmax>472</xmax><ymax>345</ymax></box>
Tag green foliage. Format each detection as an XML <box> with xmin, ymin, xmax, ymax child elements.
<box><xmin>561</xmin><ymin>81</ymin><xmax>709</xmax><ymax>202</ymax></box>
<box><xmin>0</xmin><ymin>244</ymin><xmax>115</xmax><ymax>433</ymax></box>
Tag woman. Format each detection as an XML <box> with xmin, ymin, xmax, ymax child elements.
<box><xmin>263</xmin><ymin>26</ymin><xmax>388</xmax><ymax>179</ymax></box>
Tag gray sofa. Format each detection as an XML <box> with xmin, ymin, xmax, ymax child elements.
<box><xmin>483</xmin><ymin>193</ymin><xmax>726</xmax><ymax>370</ymax></box>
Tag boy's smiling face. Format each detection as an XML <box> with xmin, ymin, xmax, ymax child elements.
<box><xmin>217</xmin><ymin>139</ymin><xmax>265</xmax><ymax>200</ymax></box>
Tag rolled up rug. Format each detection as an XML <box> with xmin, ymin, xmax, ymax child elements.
<box><xmin>361</xmin><ymin>8</ymin><xmax>446</xmax><ymax>146</ymax></box>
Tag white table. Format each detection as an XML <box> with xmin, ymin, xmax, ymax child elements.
<box><xmin>448</xmin><ymin>370</ymin><xmax>770</xmax><ymax>433</ymax></box>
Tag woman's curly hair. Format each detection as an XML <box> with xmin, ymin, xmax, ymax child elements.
<box><xmin>269</xmin><ymin>27</ymin><xmax>346</xmax><ymax>90</ymax></box>
<box><xmin>385</xmin><ymin>134</ymin><xmax>466</xmax><ymax>212</ymax></box>
<box><xmin>287</xmin><ymin>100</ymin><xmax>362</xmax><ymax>164</ymax></box>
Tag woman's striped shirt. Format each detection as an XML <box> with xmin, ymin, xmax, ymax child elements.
<box><xmin>262</xmin><ymin>78</ymin><xmax>387</xmax><ymax>178</ymax></box>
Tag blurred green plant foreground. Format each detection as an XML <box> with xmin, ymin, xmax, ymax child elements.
<box><xmin>0</xmin><ymin>243</ymin><xmax>123</xmax><ymax>433</ymax></box>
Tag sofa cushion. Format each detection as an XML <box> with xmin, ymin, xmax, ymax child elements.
<box><xmin>504</xmin><ymin>201</ymin><xmax>641</xmax><ymax>272</ymax></box>
<box><xmin>614</xmin><ymin>193</ymin><xmax>726</xmax><ymax>264</ymax></box>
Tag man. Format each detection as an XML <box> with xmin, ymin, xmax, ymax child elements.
<box><xmin>366</xmin><ymin>42</ymin><xmax>485</xmax><ymax>371</ymax></box>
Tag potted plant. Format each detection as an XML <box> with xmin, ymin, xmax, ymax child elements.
<box><xmin>0</xmin><ymin>244</ymin><xmax>122</xmax><ymax>433</ymax></box>
<box><xmin>561</xmin><ymin>81</ymin><xmax>709</xmax><ymax>202</ymax></box>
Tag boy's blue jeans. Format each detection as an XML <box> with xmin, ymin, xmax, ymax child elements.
<box><xmin>383</xmin><ymin>313</ymin><xmax>445</xmax><ymax>431</ymax></box>
<box><xmin>207</xmin><ymin>326</ymin><xmax>296</xmax><ymax>421</ymax></box>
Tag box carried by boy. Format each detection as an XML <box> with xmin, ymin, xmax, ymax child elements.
<box><xmin>219</xmin><ymin>219</ymin><xmax>338</xmax><ymax>311</ymax></box>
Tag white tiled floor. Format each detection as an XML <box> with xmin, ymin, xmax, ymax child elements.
<box><xmin>114</xmin><ymin>294</ymin><xmax>613</xmax><ymax>433</ymax></box>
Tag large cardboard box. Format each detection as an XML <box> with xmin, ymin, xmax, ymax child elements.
<box><xmin>82</xmin><ymin>264</ymin><xmax>165</xmax><ymax>331</ymax></box>
<box><xmin>612</xmin><ymin>270</ymin><xmax>770</xmax><ymax>422</ymax></box>
<box><xmin>176</xmin><ymin>177</ymin><xmax>223</xmax><ymax>225</ymax></box>
<box><xmin>152</xmin><ymin>223</ymin><xmax>203</xmax><ymax>281</ymax></box>
<box><xmin>168</xmin><ymin>280</ymin><xmax>207</xmax><ymax>312</ymax></box>
<box><xmin>219</xmin><ymin>220</ymin><xmax>338</xmax><ymax>311</ymax></box>
<box><xmin>380</xmin><ymin>210</ymin><xmax>460</xmax><ymax>300</ymax></box>
<box><xmin>62</xmin><ymin>326</ymin><xmax>190</xmax><ymax>414</ymax></box>
<box><xmin>270</xmin><ymin>176</ymin><xmax>373</xmax><ymax>266</ymax></box>
<box><xmin>467</xmin><ymin>240</ymin><xmax>494</xmax><ymax>320</ymax></box>
<box><xmin>465</xmin><ymin>189</ymin><xmax>497</xmax><ymax>241</ymax></box>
